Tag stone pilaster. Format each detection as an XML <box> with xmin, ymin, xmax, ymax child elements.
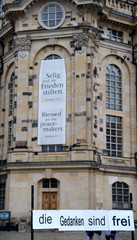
<box><xmin>14</xmin><ymin>36</ymin><xmax>31</xmax><ymax>149</ymax></box>
<box><xmin>71</xmin><ymin>32</ymin><xmax>88</xmax><ymax>147</ymax></box>
<box><xmin>70</xmin><ymin>28</ymin><xmax>100</xmax><ymax>149</ymax></box>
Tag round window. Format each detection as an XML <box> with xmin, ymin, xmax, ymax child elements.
<box><xmin>38</xmin><ymin>2</ymin><xmax>65</xmax><ymax>29</ymax></box>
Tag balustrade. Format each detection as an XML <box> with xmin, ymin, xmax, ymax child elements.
<box><xmin>106</xmin><ymin>0</ymin><xmax>135</xmax><ymax>15</ymax></box>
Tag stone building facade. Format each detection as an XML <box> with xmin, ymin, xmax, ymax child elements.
<box><xmin>0</xmin><ymin>0</ymin><xmax>137</xmax><ymax>222</ymax></box>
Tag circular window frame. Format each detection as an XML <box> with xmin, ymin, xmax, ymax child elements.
<box><xmin>38</xmin><ymin>2</ymin><xmax>65</xmax><ymax>30</ymax></box>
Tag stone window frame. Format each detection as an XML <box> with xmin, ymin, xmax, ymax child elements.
<box><xmin>107</xmin><ymin>28</ymin><xmax>123</xmax><ymax>42</ymax></box>
<box><xmin>112</xmin><ymin>181</ymin><xmax>130</xmax><ymax>209</ymax></box>
<box><xmin>106</xmin><ymin>64</ymin><xmax>122</xmax><ymax>111</ymax></box>
<box><xmin>106</xmin><ymin>115</ymin><xmax>122</xmax><ymax>157</ymax></box>
<box><xmin>38</xmin><ymin>2</ymin><xmax>65</xmax><ymax>29</ymax></box>
<box><xmin>43</xmin><ymin>179</ymin><xmax>58</xmax><ymax>189</ymax></box>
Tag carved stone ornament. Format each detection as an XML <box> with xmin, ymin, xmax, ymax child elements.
<box><xmin>88</xmin><ymin>27</ymin><xmax>100</xmax><ymax>48</ymax></box>
<box><xmin>19</xmin><ymin>51</ymin><xmax>27</xmax><ymax>59</ymax></box>
<box><xmin>15</xmin><ymin>37</ymin><xmax>31</xmax><ymax>52</ymax></box>
<box><xmin>71</xmin><ymin>33</ymin><xmax>89</xmax><ymax>49</ymax></box>
<box><xmin>47</xmin><ymin>38</ymin><xmax>57</xmax><ymax>46</ymax></box>
<box><xmin>89</xmin><ymin>33</ymin><xmax>100</xmax><ymax>48</ymax></box>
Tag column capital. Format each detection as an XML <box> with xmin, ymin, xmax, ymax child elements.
<box><xmin>70</xmin><ymin>33</ymin><xmax>89</xmax><ymax>49</ymax></box>
<box><xmin>14</xmin><ymin>36</ymin><xmax>31</xmax><ymax>52</ymax></box>
<box><xmin>70</xmin><ymin>27</ymin><xmax>100</xmax><ymax>50</ymax></box>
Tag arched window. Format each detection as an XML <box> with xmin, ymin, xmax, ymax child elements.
<box><xmin>112</xmin><ymin>182</ymin><xmax>130</xmax><ymax>209</ymax></box>
<box><xmin>106</xmin><ymin>65</ymin><xmax>122</xmax><ymax>110</ymax></box>
<box><xmin>9</xmin><ymin>72</ymin><xmax>15</xmax><ymax>116</ymax></box>
<box><xmin>8</xmin><ymin>72</ymin><xmax>15</xmax><ymax>150</ymax></box>
<box><xmin>45</xmin><ymin>54</ymin><xmax>61</xmax><ymax>60</ymax></box>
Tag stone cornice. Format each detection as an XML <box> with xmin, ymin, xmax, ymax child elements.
<box><xmin>5</xmin><ymin>161</ymin><xmax>137</xmax><ymax>174</ymax></box>
<box><xmin>103</xmin><ymin>18</ymin><xmax>134</xmax><ymax>29</ymax></box>
<box><xmin>100</xmin><ymin>8</ymin><xmax>134</xmax><ymax>29</ymax></box>
<box><xmin>72</xmin><ymin>0</ymin><xmax>104</xmax><ymax>8</ymax></box>
<box><xmin>2</xmin><ymin>0</ymin><xmax>137</xmax><ymax>27</ymax></box>
<box><xmin>3</xmin><ymin>0</ymin><xmax>104</xmax><ymax>22</ymax></box>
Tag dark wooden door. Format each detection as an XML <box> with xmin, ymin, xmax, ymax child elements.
<box><xmin>42</xmin><ymin>192</ymin><xmax>57</xmax><ymax>210</ymax></box>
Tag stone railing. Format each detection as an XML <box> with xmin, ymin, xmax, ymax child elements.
<box><xmin>106</xmin><ymin>0</ymin><xmax>135</xmax><ymax>15</ymax></box>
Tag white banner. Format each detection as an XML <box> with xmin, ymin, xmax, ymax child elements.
<box><xmin>108</xmin><ymin>210</ymin><xmax>135</xmax><ymax>231</ymax></box>
<box><xmin>84</xmin><ymin>210</ymin><xmax>109</xmax><ymax>231</ymax></box>
<box><xmin>33</xmin><ymin>210</ymin><xmax>135</xmax><ymax>231</ymax></box>
<box><xmin>33</xmin><ymin>210</ymin><xmax>58</xmax><ymax>230</ymax></box>
<box><xmin>59</xmin><ymin>210</ymin><xmax>85</xmax><ymax>231</ymax></box>
<box><xmin>38</xmin><ymin>59</ymin><xmax>66</xmax><ymax>145</ymax></box>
